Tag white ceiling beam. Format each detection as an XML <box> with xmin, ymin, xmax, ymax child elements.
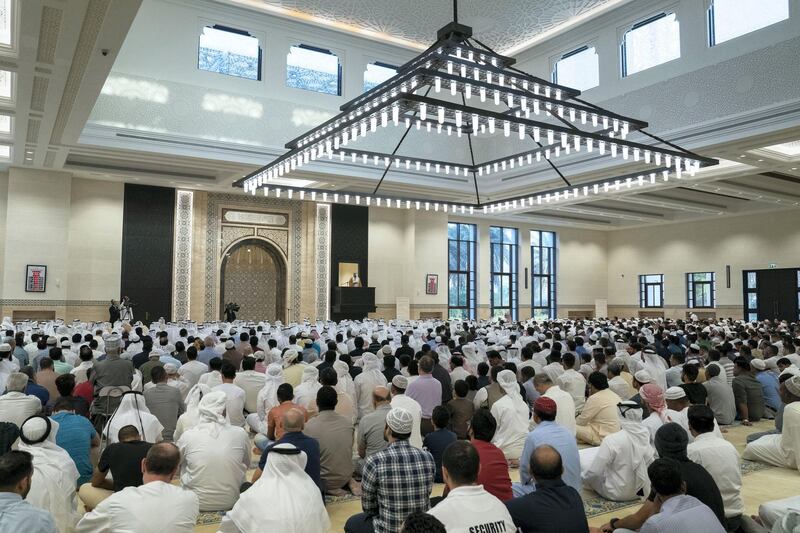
<box><xmin>612</xmin><ymin>195</ymin><xmax>725</xmax><ymax>215</ymax></box>
<box><xmin>688</xmin><ymin>182</ymin><xmax>800</xmax><ymax>206</ymax></box>
<box><xmin>550</xmin><ymin>205</ymin><xmax>665</xmax><ymax>222</ymax></box>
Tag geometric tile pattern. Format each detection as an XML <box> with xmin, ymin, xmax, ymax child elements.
<box><xmin>172</xmin><ymin>190</ymin><xmax>193</xmax><ymax>321</ymax></box>
<box><xmin>315</xmin><ymin>203</ymin><xmax>331</xmax><ymax>321</ymax></box>
<box><xmin>205</xmin><ymin>193</ymin><xmax>302</xmax><ymax>322</ymax></box>
<box><xmin>256</xmin><ymin>228</ymin><xmax>290</xmax><ymax>255</ymax></box>
<box><xmin>260</xmin><ymin>0</ymin><xmax>617</xmax><ymax>53</ymax></box>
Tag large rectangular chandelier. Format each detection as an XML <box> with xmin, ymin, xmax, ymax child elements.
<box><xmin>234</xmin><ymin>9</ymin><xmax>717</xmax><ymax>215</ymax></box>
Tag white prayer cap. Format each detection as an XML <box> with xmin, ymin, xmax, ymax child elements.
<box><xmin>589</xmin><ymin>334</ymin><xmax>598</xmax><ymax>341</ymax></box>
<box><xmin>381</xmin><ymin>345</ymin><xmax>393</xmax><ymax>356</ymax></box>
<box><xmin>46</xmin><ymin>337</ymin><xmax>57</xmax><ymax>346</ymax></box>
<box><xmin>665</xmin><ymin>386</ymin><xmax>687</xmax><ymax>400</ymax></box>
<box><xmin>225</xmin><ymin>340</ymin><xmax>235</xmax><ymax>349</ymax></box>
<box><xmin>0</xmin><ymin>343</ymin><xmax>10</xmax><ymax>353</ymax></box>
<box><xmin>386</xmin><ymin>407</ymin><xmax>414</xmax><ymax>434</ymax></box>
<box><xmin>391</xmin><ymin>375</ymin><xmax>408</xmax><ymax>389</ymax></box>
<box><xmin>785</xmin><ymin>375</ymin><xmax>800</xmax><ymax>397</ymax></box>
<box><xmin>634</xmin><ymin>370</ymin><xmax>652</xmax><ymax>384</ymax></box>
<box><xmin>164</xmin><ymin>363</ymin><xmax>179</xmax><ymax>374</ymax></box>
<box><xmin>253</xmin><ymin>350</ymin><xmax>266</xmax><ymax>361</ymax></box>
<box><xmin>689</xmin><ymin>343</ymin><xmax>700</xmax><ymax>351</ymax></box>
<box><xmin>61</xmin><ymin>340</ymin><xmax>72</xmax><ymax>348</ymax></box>
<box><xmin>105</xmin><ymin>335</ymin><xmax>122</xmax><ymax>349</ymax></box>
<box><xmin>751</xmin><ymin>359</ymin><xmax>766</xmax><ymax>371</ymax></box>
<box><xmin>283</xmin><ymin>349</ymin><xmax>299</xmax><ymax>364</ymax></box>
<box><xmin>733</xmin><ymin>338</ymin><xmax>744</xmax><ymax>344</ymax></box>
<box><xmin>149</xmin><ymin>348</ymin><xmax>165</xmax><ymax>358</ymax></box>
<box><xmin>643</xmin><ymin>348</ymin><xmax>656</xmax><ymax>355</ymax></box>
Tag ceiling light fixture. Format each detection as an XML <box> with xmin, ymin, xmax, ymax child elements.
<box><xmin>233</xmin><ymin>1</ymin><xmax>717</xmax><ymax>215</ymax></box>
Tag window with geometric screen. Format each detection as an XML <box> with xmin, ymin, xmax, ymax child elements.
<box><xmin>199</xmin><ymin>25</ymin><xmax>261</xmax><ymax>80</ymax></box>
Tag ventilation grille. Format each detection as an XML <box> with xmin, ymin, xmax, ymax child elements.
<box><xmin>26</xmin><ymin>119</ymin><xmax>40</xmax><ymax>143</ymax></box>
<box><xmin>36</xmin><ymin>6</ymin><xmax>62</xmax><ymax>64</ymax></box>
<box><xmin>30</xmin><ymin>76</ymin><xmax>49</xmax><ymax>112</ymax></box>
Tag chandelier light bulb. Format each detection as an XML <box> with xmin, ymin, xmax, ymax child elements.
<box><xmin>419</xmin><ymin>103</ymin><xmax>427</xmax><ymax>121</ymax></box>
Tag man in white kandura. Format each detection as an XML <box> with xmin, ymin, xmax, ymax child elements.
<box><xmin>581</xmin><ymin>400</ymin><xmax>654</xmax><ymax>501</ymax></box>
<box><xmin>75</xmin><ymin>442</ymin><xmax>199</xmax><ymax>532</ymax></box>
<box><xmin>18</xmin><ymin>415</ymin><xmax>80</xmax><ymax>533</ymax></box>
<box><xmin>219</xmin><ymin>443</ymin><xmax>330</xmax><ymax>533</ymax></box>
<box><xmin>176</xmin><ymin>390</ymin><xmax>250</xmax><ymax>511</ymax></box>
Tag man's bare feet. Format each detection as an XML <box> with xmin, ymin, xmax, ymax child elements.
<box><xmin>327</xmin><ymin>488</ymin><xmax>348</xmax><ymax>497</ymax></box>
<box><xmin>348</xmin><ymin>479</ymin><xmax>362</xmax><ymax>496</ymax></box>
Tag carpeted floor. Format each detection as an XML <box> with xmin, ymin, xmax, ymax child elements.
<box><xmin>189</xmin><ymin>419</ymin><xmax>796</xmax><ymax>532</ymax></box>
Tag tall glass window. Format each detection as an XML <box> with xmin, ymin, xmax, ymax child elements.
<box><xmin>286</xmin><ymin>44</ymin><xmax>341</xmax><ymax>95</ymax></box>
<box><xmin>553</xmin><ymin>46</ymin><xmax>599</xmax><ymax>91</ymax></box>
<box><xmin>448</xmin><ymin>223</ymin><xmax>477</xmax><ymax>320</ymax></box>
<box><xmin>531</xmin><ymin>230</ymin><xmax>557</xmax><ymax>320</ymax></box>
<box><xmin>198</xmin><ymin>25</ymin><xmax>261</xmax><ymax>80</ymax></box>
<box><xmin>687</xmin><ymin>272</ymin><xmax>715</xmax><ymax>308</ymax></box>
<box><xmin>709</xmin><ymin>0</ymin><xmax>789</xmax><ymax>46</ymax></box>
<box><xmin>621</xmin><ymin>12</ymin><xmax>680</xmax><ymax>77</ymax></box>
<box><xmin>744</xmin><ymin>271</ymin><xmax>758</xmax><ymax>321</ymax></box>
<box><xmin>639</xmin><ymin>274</ymin><xmax>664</xmax><ymax>308</ymax></box>
<box><xmin>490</xmin><ymin>227</ymin><xmax>518</xmax><ymax>320</ymax></box>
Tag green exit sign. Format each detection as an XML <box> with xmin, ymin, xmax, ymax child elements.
<box><xmin>768</xmin><ymin>263</ymin><xmax>777</xmax><ymax>269</ymax></box>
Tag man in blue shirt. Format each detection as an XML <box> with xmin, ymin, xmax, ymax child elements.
<box><xmin>513</xmin><ymin>396</ymin><xmax>581</xmax><ymax>497</ymax></box>
<box><xmin>251</xmin><ymin>408</ymin><xmax>321</xmax><ymax>494</ymax></box>
<box><xmin>752</xmin><ymin>359</ymin><xmax>782</xmax><ymax>411</ymax></box>
<box><xmin>12</xmin><ymin>335</ymin><xmax>28</xmax><ymax>368</ymax></box>
<box><xmin>0</xmin><ymin>450</ymin><xmax>57</xmax><ymax>532</ymax></box>
<box><xmin>19</xmin><ymin>367</ymin><xmax>49</xmax><ymax>407</ymax></box>
<box><xmin>197</xmin><ymin>337</ymin><xmax>218</xmax><ymax>366</ymax></box>
<box><xmin>50</xmin><ymin>398</ymin><xmax>99</xmax><ymax>485</ymax></box>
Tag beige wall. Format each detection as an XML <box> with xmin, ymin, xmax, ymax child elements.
<box><xmin>0</xmin><ymin>172</ymin><xmax>7</xmax><ymax>300</ymax></box>
<box><xmin>0</xmin><ymin>177</ymin><xmax>795</xmax><ymax>323</ymax></box>
<box><xmin>368</xmin><ymin>208</ymin><xmax>608</xmax><ymax>320</ymax></box>
<box><xmin>0</xmin><ymin>169</ymin><xmax>124</xmax><ymax>321</ymax></box>
<box><xmin>607</xmin><ymin>209</ymin><xmax>800</xmax><ymax>319</ymax></box>
<box><xmin>67</xmin><ymin>178</ymin><xmax>124</xmax><ymax>301</ymax></box>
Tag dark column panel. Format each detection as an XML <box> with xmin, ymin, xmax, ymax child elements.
<box><xmin>120</xmin><ymin>184</ymin><xmax>175</xmax><ymax>322</ymax></box>
<box><xmin>330</xmin><ymin>204</ymin><xmax>369</xmax><ymax>320</ymax></box>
